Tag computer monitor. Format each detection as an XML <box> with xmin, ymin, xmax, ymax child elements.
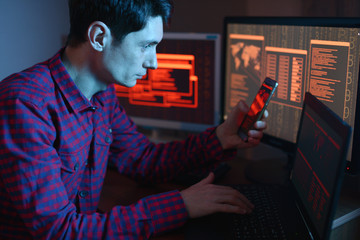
<box><xmin>116</xmin><ymin>32</ymin><xmax>222</xmax><ymax>133</ymax></box>
<box><xmin>222</xmin><ymin>17</ymin><xmax>360</xmax><ymax>175</ymax></box>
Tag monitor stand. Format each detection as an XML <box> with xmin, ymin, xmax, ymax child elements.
<box><xmin>237</xmin><ymin>142</ymin><xmax>291</xmax><ymax>185</ymax></box>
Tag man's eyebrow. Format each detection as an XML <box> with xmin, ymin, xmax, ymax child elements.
<box><xmin>142</xmin><ymin>40</ymin><xmax>160</xmax><ymax>45</ymax></box>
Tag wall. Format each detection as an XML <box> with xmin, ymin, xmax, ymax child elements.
<box><xmin>169</xmin><ymin>0</ymin><xmax>248</xmax><ymax>33</ymax></box>
<box><xmin>169</xmin><ymin>0</ymin><xmax>360</xmax><ymax>33</ymax></box>
<box><xmin>0</xmin><ymin>0</ymin><xmax>69</xmax><ymax>80</ymax></box>
<box><xmin>1</xmin><ymin>0</ymin><xmax>359</xmax><ymax>80</ymax></box>
<box><xmin>169</xmin><ymin>0</ymin><xmax>304</xmax><ymax>33</ymax></box>
<box><xmin>302</xmin><ymin>0</ymin><xmax>360</xmax><ymax>17</ymax></box>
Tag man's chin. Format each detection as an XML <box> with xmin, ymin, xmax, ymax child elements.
<box><xmin>127</xmin><ymin>81</ymin><xmax>137</xmax><ymax>88</ymax></box>
<box><xmin>117</xmin><ymin>79</ymin><xmax>137</xmax><ymax>88</ymax></box>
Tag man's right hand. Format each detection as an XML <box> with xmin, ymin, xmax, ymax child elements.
<box><xmin>180</xmin><ymin>172</ymin><xmax>254</xmax><ymax>218</ymax></box>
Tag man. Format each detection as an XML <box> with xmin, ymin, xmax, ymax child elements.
<box><xmin>0</xmin><ymin>0</ymin><xmax>267</xmax><ymax>239</ymax></box>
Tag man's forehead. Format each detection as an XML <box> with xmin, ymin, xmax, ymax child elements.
<box><xmin>125</xmin><ymin>16</ymin><xmax>164</xmax><ymax>42</ymax></box>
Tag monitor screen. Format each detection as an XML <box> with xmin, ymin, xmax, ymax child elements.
<box><xmin>116</xmin><ymin>32</ymin><xmax>222</xmax><ymax>133</ymax></box>
<box><xmin>292</xmin><ymin>92</ymin><xmax>351</xmax><ymax>239</ymax></box>
<box><xmin>222</xmin><ymin>17</ymin><xmax>360</xmax><ymax>174</ymax></box>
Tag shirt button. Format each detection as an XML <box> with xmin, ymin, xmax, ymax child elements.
<box><xmin>105</xmin><ymin>136</ymin><xmax>111</xmax><ymax>143</ymax></box>
<box><xmin>79</xmin><ymin>190</ymin><xmax>89</xmax><ymax>198</ymax></box>
<box><xmin>74</xmin><ymin>163</ymin><xmax>79</xmax><ymax>171</ymax></box>
<box><xmin>108</xmin><ymin>128</ymin><xmax>112</xmax><ymax>133</ymax></box>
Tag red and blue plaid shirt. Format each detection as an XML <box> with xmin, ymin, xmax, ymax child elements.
<box><xmin>0</xmin><ymin>50</ymin><xmax>234</xmax><ymax>239</ymax></box>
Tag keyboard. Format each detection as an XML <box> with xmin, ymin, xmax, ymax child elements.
<box><xmin>232</xmin><ymin>184</ymin><xmax>287</xmax><ymax>239</ymax></box>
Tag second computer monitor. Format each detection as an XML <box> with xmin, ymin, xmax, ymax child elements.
<box><xmin>222</xmin><ymin>17</ymin><xmax>360</xmax><ymax>174</ymax></box>
<box><xmin>116</xmin><ymin>32</ymin><xmax>222</xmax><ymax>132</ymax></box>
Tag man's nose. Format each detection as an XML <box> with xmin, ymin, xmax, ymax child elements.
<box><xmin>144</xmin><ymin>51</ymin><xmax>158</xmax><ymax>70</ymax></box>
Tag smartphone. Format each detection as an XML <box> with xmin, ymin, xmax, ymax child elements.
<box><xmin>238</xmin><ymin>77</ymin><xmax>278</xmax><ymax>141</ymax></box>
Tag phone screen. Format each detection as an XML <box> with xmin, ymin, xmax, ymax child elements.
<box><xmin>238</xmin><ymin>77</ymin><xmax>278</xmax><ymax>141</ymax></box>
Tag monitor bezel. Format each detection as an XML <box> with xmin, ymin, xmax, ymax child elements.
<box><xmin>221</xmin><ymin>16</ymin><xmax>360</xmax><ymax>174</ymax></box>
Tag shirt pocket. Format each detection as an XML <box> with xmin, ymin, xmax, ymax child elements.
<box><xmin>95</xmin><ymin>126</ymin><xmax>113</xmax><ymax>146</ymax></box>
<box><xmin>59</xmin><ymin>146</ymin><xmax>89</xmax><ymax>198</ymax></box>
<box><xmin>59</xmin><ymin>149</ymin><xmax>87</xmax><ymax>173</ymax></box>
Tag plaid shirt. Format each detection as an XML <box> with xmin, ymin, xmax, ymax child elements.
<box><xmin>0</xmin><ymin>50</ymin><xmax>234</xmax><ymax>239</ymax></box>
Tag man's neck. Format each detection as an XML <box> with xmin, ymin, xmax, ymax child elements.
<box><xmin>61</xmin><ymin>45</ymin><xmax>106</xmax><ymax>101</ymax></box>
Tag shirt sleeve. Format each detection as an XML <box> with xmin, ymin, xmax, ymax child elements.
<box><xmin>0</xmin><ymin>97</ymin><xmax>187</xmax><ymax>239</ymax></box>
<box><xmin>108</xmin><ymin>95</ymin><xmax>237</xmax><ymax>183</ymax></box>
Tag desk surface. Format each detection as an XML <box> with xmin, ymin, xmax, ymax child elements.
<box><xmin>98</xmin><ymin>144</ymin><xmax>360</xmax><ymax>239</ymax></box>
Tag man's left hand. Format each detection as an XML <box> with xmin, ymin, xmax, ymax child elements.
<box><xmin>216</xmin><ymin>100</ymin><xmax>268</xmax><ymax>150</ymax></box>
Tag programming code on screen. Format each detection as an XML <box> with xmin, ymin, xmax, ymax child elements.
<box><xmin>224</xmin><ymin>22</ymin><xmax>360</xmax><ymax>144</ymax></box>
<box><xmin>116</xmin><ymin>53</ymin><xmax>199</xmax><ymax>108</ymax></box>
<box><xmin>292</xmin><ymin>107</ymin><xmax>342</xmax><ymax>234</ymax></box>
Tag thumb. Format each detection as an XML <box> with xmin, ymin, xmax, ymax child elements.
<box><xmin>230</xmin><ymin>100</ymin><xmax>249</xmax><ymax>127</ymax></box>
<box><xmin>196</xmin><ymin>172</ymin><xmax>215</xmax><ymax>186</ymax></box>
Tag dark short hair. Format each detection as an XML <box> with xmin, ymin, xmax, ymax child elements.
<box><xmin>66</xmin><ymin>0</ymin><xmax>174</xmax><ymax>47</ymax></box>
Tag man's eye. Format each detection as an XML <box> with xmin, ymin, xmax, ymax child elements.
<box><xmin>142</xmin><ymin>42</ymin><xmax>157</xmax><ymax>51</ymax></box>
<box><xmin>143</xmin><ymin>43</ymin><xmax>152</xmax><ymax>49</ymax></box>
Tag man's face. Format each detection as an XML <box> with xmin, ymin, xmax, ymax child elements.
<box><xmin>101</xmin><ymin>16</ymin><xmax>163</xmax><ymax>87</ymax></box>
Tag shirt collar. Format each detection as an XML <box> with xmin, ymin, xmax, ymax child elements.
<box><xmin>48</xmin><ymin>49</ymin><xmax>105</xmax><ymax>113</ymax></box>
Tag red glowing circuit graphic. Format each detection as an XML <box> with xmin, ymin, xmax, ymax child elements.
<box><xmin>115</xmin><ymin>53</ymin><xmax>198</xmax><ymax>108</ymax></box>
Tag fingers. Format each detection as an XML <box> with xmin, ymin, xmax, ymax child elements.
<box><xmin>253</xmin><ymin>120</ymin><xmax>267</xmax><ymax>130</ymax></box>
<box><xmin>180</xmin><ymin>182</ymin><xmax>254</xmax><ymax>218</ymax></box>
<box><xmin>216</xmin><ymin>100</ymin><xmax>251</xmax><ymax>149</ymax></box>
<box><xmin>216</xmin><ymin>99</ymin><xmax>268</xmax><ymax>150</ymax></box>
<box><xmin>247</xmin><ymin>128</ymin><xmax>264</xmax><ymax>140</ymax></box>
<box><xmin>245</xmin><ymin>110</ymin><xmax>267</xmax><ymax>144</ymax></box>
<box><xmin>262</xmin><ymin>109</ymin><xmax>269</xmax><ymax>119</ymax></box>
<box><xmin>212</xmin><ymin>201</ymin><xmax>251</xmax><ymax>215</ymax></box>
<box><xmin>210</xmin><ymin>186</ymin><xmax>254</xmax><ymax>214</ymax></box>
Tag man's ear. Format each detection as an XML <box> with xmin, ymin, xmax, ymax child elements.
<box><xmin>87</xmin><ymin>21</ymin><xmax>111</xmax><ymax>51</ymax></box>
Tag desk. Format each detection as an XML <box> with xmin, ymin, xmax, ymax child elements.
<box><xmin>98</xmin><ymin>144</ymin><xmax>360</xmax><ymax>239</ymax></box>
